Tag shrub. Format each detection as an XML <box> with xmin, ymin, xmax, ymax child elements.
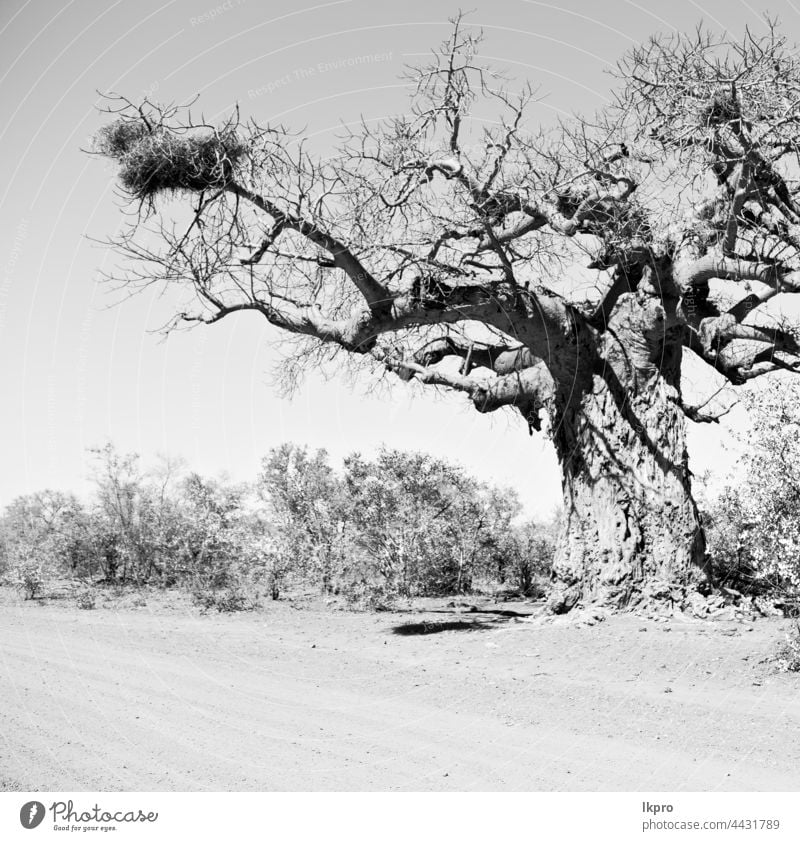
<box><xmin>702</xmin><ymin>379</ymin><xmax>800</xmax><ymax>602</ymax></box>
<box><xmin>702</xmin><ymin>490</ymin><xmax>774</xmax><ymax>595</ymax></box>
<box><xmin>776</xmin><ymin>621</ymin><xmax>800</xmax><ymax>672</ymax></box>
<box><xmin>265</xmin><ymin>562</ymin><xmax>287</xmax><ymax>601</ymax></box>
<box><xmin>76</xmin><ymin>589</ymin><xmax>97</xmax><ymax>610</ymax></box>
<box><xmin>340</xmin><ymin>575</ymin><xmax>396</xmax><ymax>611</ymax></box>
<box><xmin>496</xmin><ymin>517</ymin><xmax>557</xmax><ymax>597</ymax></box>
<box><xmin>0</xmin><ymin>491</ymin><xmax>88</xmax><ymax>594</ymax></box>
<box><xmin>192</xmin><ymin>585</ymin><xmax>258</xmax><ymax>613</ymax></box>
<box><xmin>257</xmin><ymin>445</ymin><xmax>347</xmax><ymax>594</ymax></box>
<box><xmin>511</xmin><ymin>556</ymin><xmax>549</xmax><ymax>598</ymax></box>
<box><xmin>190</xmin><ymin>557</ymin><xmax>262</xmax><ymax>613</ymax></box>
<box><xmin>14</xmin><ymin>558</ymin><xmax>43</xmax><ymax>600</ymax></box>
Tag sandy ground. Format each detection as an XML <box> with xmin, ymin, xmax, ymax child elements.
<box><xmin>1</xmin><ymin>589</ymin><xmax>799</xmax><ymax>792</ymax></box>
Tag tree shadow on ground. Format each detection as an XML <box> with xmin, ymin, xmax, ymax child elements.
<box><xmin>470</xmin><ymin>607</ymin><xmax>537</xmax><ymax>618</ymax></box>
<box><xmin>391</xmin><ymin>618</ymin><xmax>502</xmax><ymax>636</ymax></box>
<box><xmin>425</xmin><ymin>606</ymin><xmax>540</xmax><ymax>619</ymax></box>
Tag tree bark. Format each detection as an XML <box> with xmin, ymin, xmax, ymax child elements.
<box><xmin>547</xmin><ymin>288</ymin><xmax>710</xmax><ymax>612</ymax></box>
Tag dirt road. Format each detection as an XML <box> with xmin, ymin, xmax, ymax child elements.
<box><xmin>1</xmin><ymin>592</ymin><xmax>798</xmax><ymax>791</ymax></box>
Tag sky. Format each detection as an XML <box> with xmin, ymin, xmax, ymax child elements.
<box><xmin>0</xmin><ymin>0</ymin><xmax>792</xmax><ymax>515</ymax></box>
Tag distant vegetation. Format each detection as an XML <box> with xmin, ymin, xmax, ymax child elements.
<box><xmin>0</xmin><ymin>444</ymin><xmax>558</xmax><ymax>611</ymax></box>
<box><xmin>5</xmin><ymin>374</ymin><xmax>800</xmax><ymax>638</ymax></box>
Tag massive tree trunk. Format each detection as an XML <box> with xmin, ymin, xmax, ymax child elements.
<box><xmin>546</xmin><ymin>285</ymin><xmax>710</xmax><ymax>612</ymax></box>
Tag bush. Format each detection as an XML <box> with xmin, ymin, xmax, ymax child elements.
<box><xmin>192</xmin><ymin>585</ymin><xmax>258</xmax><ymax>613</ymax></box>
<box><xmin>493</xmin><ymin>517</ymin><xmax>557</xmax><ymax>597</ymax></box>
<box><xmin>0</xmin><ymin>491</ymin><xmax>87</xmax><ymax>596</ymax></box>
<box><xmin>776</xmin><ymin>621</ymin><xmax>800</xmax><ymax>672</ymax></box>
<box><xmin>76</xmin><ymin>589</ymin><xmax>97</xmax><ymax>610</ymax></box>
<box><xmin>190</xmin><ymin>562</ymin><xmax>261</xmax><ymax>613</ymax></box>
<box><xmin>257</xmin><ymin>445</ymin><xmax>347</xmax><ymax>595</ymax></box>
<box><xmin>702</xmin><ymin>379</ymin><xmax>800</xmax><ymax>603</ymax></box>
<box><xmin>340</xmin><ymin>575</ymin><xmax>397</xmax><ymax>611</ymax></box>
<box><xmin>511</xmin><ymin>557</ymin><xmax>549</xmax><ymax>598</ymax></box>
<box><xmin>702</xmin><ymin>491</ymin><xmax>772</xmax><ymax>595</ymax></box>
<box><xmin>14</xmin><ymin>559</ymin><xmax>44</xmax><ymax>600</ymax></box>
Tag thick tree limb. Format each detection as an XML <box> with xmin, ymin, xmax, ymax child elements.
<box><xmin>378</xmin><ymin>349</ymin><xmax>555</xmax><ymax>428</ymax></box>
<box><xmin>684</xmin><ymin>322</ymin><xmax>800</xmax><ymax>385</ymax></box>
<box><xmin>409</xmin><ymin>334</ymin><xmax>542</xmax><ymax>377</ymax></box>
<box><xmin>698</xmin><ymin>317</ymin><xmax>800</xmax><ymax>357</ymax></box>
<box><xmin>676</xmin><ymin>255</ymin><xmax>800</xmax><ymax>291</ymax></box>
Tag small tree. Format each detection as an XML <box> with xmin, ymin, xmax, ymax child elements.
<box><xmin>88</xmin><ymin>445</ymin><xmax>189</xmax><ymax>584</ymax></box>
<box><xmin>509</xmin><ymin>518</ymin><xmax>558</xmax><ymax>597</ymax></box>
<box><xmin>473</xmin><ymin>486</ymin><xmax>523</xmax><ymax>585</ymax></box>
<box><xmin>180</xmin><ymin>472</ymin><xmax>257</xmax><ymax>589</ymax></box>
<box><xmin>257</xmin><ymin>445</ymin><xmax>347</xmax><ymax>593</ymax></box>
<box><xmin>89</xmin><ymin>445</ymin><xmax>150</xmax><ymax>583</ymax></box>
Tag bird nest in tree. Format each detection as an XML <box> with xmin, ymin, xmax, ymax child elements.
<box><xmin>95</xmin><ymin>118</ymin><xmax>248</xmax><ymax>199</ymax></box>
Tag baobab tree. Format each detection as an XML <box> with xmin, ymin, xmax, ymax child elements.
<box><xmin>92</xmin><ymin>18</ymin><xmax>800</xmax><ymax>612</ymax></box>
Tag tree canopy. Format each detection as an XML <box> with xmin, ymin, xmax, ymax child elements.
<box><xmin>94</xmin><ymin>18</ymin><xmax>800</xmax><ymax>416</ymax></box>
